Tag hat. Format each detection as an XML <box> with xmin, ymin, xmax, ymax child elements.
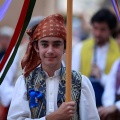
<box><xmin>21</xmin><ymin>13</ymin><xmax>66</xmax><ymax>77</ymax></box>
<box><xmin>27</xmin><ymin>13</ymin><xmax>66</xmax><ymax>42</ymax></box>
<box><xmin>0</xmin><ymin>26</ymin><xmax>14</xmax><ymax>37</ymax></box>
<box><xmin>27</xmin><ymin>16</ymin><xmax>44</xmax><ymax>29</ymax></box>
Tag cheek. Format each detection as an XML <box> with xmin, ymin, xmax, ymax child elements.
<box><xmin>104</xmin><ymin>30</ymin><xmax>110</xmax><ymax>36</ymax></box>
<box><xmin>39</xmin><ymin>50</ymin><xmax>44</xmax><ymax>56</ymax></box>
<box><xmin>100</xmin><ymin>31</ymin><xmax>109</xmax><ymax>39</ymax></box>
<box><xmin>57</xmin><ymin>49</ymin><xmax>64</xmax><ymax>56</ymax></box>
<box><xmin>37</xmin><ymin>48</ymin><xmax>45</xmax><ymax>58</ymax></box>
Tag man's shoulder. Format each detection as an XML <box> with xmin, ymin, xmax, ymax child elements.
<box><xmin>83</xmin><ymin>37</ymin><xmax>94</xmax><ymax>43</ymax></box>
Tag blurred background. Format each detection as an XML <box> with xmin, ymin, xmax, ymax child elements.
<box><xmin>0</xmin><ymin>0</ymin><xmax>120</xmax><ymax>120</ymax></box>
<box><xmin>0</xmin><ymin>0</ymin><xmax>120</xmax><ymax>28</ymax></box>
<box><xmin>1</xmin><ymin>0</ymin><xmax>120</xmax><ymax>42</ymax></box>
<box><xmin>1</xmin><ymin>0</ymin><xmax>120</xmax><ymax>45</ymax></box>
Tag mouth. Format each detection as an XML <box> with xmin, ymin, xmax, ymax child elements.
<box><xmin>45</xmin><ymin>57</ymin><xmax>56</xmax><ymax>61</ymax></box>
<box><xmin>45</xmin><ymin>57</ymin><xmax>56</xmax><ymax>58</ymax></box>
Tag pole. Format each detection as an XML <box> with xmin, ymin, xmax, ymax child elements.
<box><xmin>66</xmin><ymin>0</ymin><xmax>73</xmax><ymax>102</ymax></box>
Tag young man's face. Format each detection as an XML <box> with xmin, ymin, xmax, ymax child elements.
<box><xmin>92</xmin><ymin>22</ymin><xmax>111</xmax><ymax>46</ymax></box>
<box><xmin>36</xmin><ymin>36</ymin><xmax>65</xmax><ymax>69</ymax></box>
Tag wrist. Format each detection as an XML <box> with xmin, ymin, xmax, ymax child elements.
<box><xmin>46</xmin><ymin>111</ymin><xmax>60</xmax><ymax>120</ymax></box>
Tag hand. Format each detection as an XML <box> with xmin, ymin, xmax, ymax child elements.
<box><xmin>98</xmin><ymin>105</ymin><xmax>119</xmax><ymax>120</ymax></box>
<box><xmin>91</xmin><ymin>63</ymin><xmax>101</xmax><ymax>79</ymax></box>
<box><xmin>46</xmin><ymin>101</ymin><xmax>76</xmax><ymax>120</ymax></box>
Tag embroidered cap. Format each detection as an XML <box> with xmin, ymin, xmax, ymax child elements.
<box><xmin>27</xmin><ymin>13</ymin><xmax>66</xmax><ymax>42</ymax></box>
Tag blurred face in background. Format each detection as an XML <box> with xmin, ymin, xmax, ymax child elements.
<box><xmin>92</xmin><ymin>22</ymin><xmax>111</xmax><ymax>46</ymax></box>
<box><xmin>0</xmin><ymin>35</ymin><xmax>11</xmax><ymax>52</ymax></box>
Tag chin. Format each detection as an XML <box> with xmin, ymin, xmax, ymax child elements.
<box><xmin>45</xmin><ymin>62</ymin><xmax>56</xmax><ymax>66</ymax></box>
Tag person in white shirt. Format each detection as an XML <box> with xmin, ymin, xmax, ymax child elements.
<box><xmin>98</xmin><ymin>58</ymin><xmax>120</xmax><ymax>120</ymax></box>
<box><xmin>7</xmin><ymin>14</ymin><xmax>100</xmax><ymax>120</ymax></box>
<box><xmin>0</xmin><ymin>26</ymin><xmax>19</xmax><ymax>120</ymax></box>
<box><xmin>72</xmin><ymin>8</ymin><xmax>119</xmax><ymax>107</ymax></box>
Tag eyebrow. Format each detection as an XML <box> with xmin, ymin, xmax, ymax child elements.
<box><xmin>40</xmin><ymin>40</ymin><xmax>63</xmax><ymax>44</ymax></box>
<box><xmin>40</xmin><ymin>40</ymin><xmax>48</xmax><ymax>43</ymax></box>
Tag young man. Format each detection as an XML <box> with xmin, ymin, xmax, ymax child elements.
<box><xmin>0</xmin><ymin>26</ymin><xmax>19</xmax><ymax>120</ymax></box>
<box><xmin>7</xmin><ymin>14</ymin><xmax>99</xmax><ymax>120</ymax></box>
<box><xmin>72</xmin><ymin>8</ymin><xmax>120</xmax><ymax>107</ymax></box>
<box><xmin>98</xmin><ymin>58</ymin><xmax>120</xmax><ymax>120</ymax></box>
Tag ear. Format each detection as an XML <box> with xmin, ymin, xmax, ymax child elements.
<box><xmin>33</xmin><ymin>42</ymin><xmax>39</xmax><ymax>52</ymax></box>
<box><xmin>63</xmin><ymin>49</ymin><xmax>66</xmax><ymax>54</ymax></box>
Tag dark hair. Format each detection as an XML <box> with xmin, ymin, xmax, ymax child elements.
<box><xmin>91</xmin><ymin>8</ymin><xmax>117</xmax><ymax>30</ymax></box>
<box><xmin>113</xmin><ymin>26</ymin><xmax>120</xmax><ymax>38</ymax></box>
<box><xmin>64</xmin><ymin>40</ymin><xmax>66</xmax><ymax>49</ymax></box>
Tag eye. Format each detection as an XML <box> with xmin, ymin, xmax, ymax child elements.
<box><xmin>53</xmin><ymin>43</ymin><xmax>63</xmax><ymax>48</ymax></box>
<box><xmin>41</xmin><ymin>43</ymin><xmax>48</xmax><ymax>47</ymax></box>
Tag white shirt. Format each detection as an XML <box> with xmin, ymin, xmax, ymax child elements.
<box><xmin>7</xmin><ymin>70</ymin><xmax>100</xmax><ymax>120</ymax></box>
<box><xmin>72</xmin><ymin>42</ymin><xmax>109</xmax><ymax>86</ymax></box>
<box><xmin>0</xmin><ymin>49</ymin><xmax>19</xmax><ymax>107</ymax></box>
<box><xmin>102</xmin><ymin>58</ymin><xmax>120</xmax><ymax>111</ymax></box>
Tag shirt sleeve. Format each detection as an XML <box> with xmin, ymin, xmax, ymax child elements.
<box><xmin>102</xmin><ymin>75</ymin><xmax>116</xmax><ymax>106</ymax></box>
<box><xmin>102</xmin><ymin>58</ymin><xmax>120</xmax><ymax>106</ymax></box>
<box><xmin>115</xmin><ymin>101</ymin><xmax>120</xmax><ymax>112</ymax></box>
<box><xmin>0</xmin><ymin>52</ymin><xmax>19</xmax><ymax>107</ymax></box>
<box><xmin>100</xmin><ymin>73</ymin><xmax>109</xmax><ymax>87</ymax></box>
<box><xmin>7</xmin><ymin>75</ymin><xmax>46</xmax><ymax>120</ymax></box>
<box><xmin>80</xmin><ymin>75</ymin><xmax>100</xmax><ymax>120</ymax></box>
<box><xmin>72</xmin><ymin>43</ymin><xmax>83</xmax><ymax>71</ymax></box>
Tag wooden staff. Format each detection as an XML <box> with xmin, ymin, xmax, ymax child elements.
<box><xmin>66</xmin><ymin>0</ymin><xmax>73</xmax><ymax>102</ymax></box>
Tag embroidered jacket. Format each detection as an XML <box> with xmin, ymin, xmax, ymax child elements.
<box><xmin>25</xmin><ymin>66</ymin><xmax>82</xmax><ymax>120</ymax></box>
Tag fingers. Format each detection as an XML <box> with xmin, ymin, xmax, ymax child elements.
<box><xmin>67</xmin><ymin>101</ymin><xmax>76</xmax><ymax>116</ymax></box>
<box><xmin>67</xmin><ymin>101</ymin><xmax>75</xmax><ymax>106</ymax></box>
<box><xmin>62</xmin><ymin>101</ymin><xmax>75</xmax><ymax>116</ymax></box>
<box><xmin>55</xmin><ymin>101</ymin><xmax>76</xmax><ymax>120</ymax></box>
<box><xmin>98</xmin><ymin>107</ymin><xmax>109</xmax><ymax>120</ymax></box>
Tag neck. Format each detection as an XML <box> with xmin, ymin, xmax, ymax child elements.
<box><xmin>41</xmin><ymin>64</ymin><xmax>61</xmax><ymax>77</ymax></box>
<box><xmin>96</xmin><ymin>40</ymin><xmax>109</xmax><ymax>47</ymax></box>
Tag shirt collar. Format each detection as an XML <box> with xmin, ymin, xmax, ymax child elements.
<box><xmin>38</xmin><ymin>64</ymin><xmax>66</xmax><ymax>81</ymax></box>
<box><xmin>43</xmin><ymin>68</ymin><xmax>61</xmax><ymax>78</ymax></box>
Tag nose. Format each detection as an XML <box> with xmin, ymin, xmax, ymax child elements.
<box><xmin>47</xmin><ymin>45</ymin><xmax>54</xmax><ymax>54</ymax></box>
<box><xmin>95</xmin><ymin>29</ymin><xmax>101</xmax><ymax>37</ymax></box>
